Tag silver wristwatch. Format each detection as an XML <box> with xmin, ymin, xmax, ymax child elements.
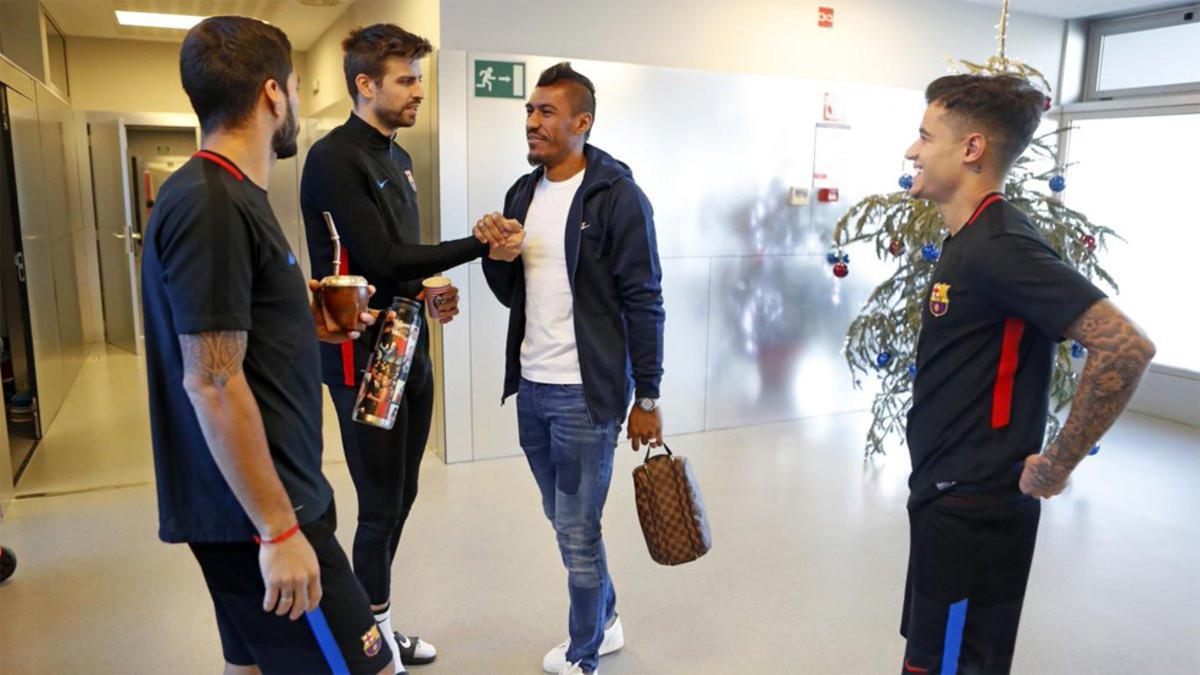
<box><xmin>636</xmin><ymin>397</ymin><xmax>659</xmax><ymax>412</ymax></box>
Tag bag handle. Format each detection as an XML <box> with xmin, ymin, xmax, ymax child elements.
<box><xmin>643</xmin><ymin>442</ymin><xmax>673</xmax><ymax>464</ymax></box>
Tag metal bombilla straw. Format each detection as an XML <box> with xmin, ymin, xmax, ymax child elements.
<box><xmin>322</xmin><ymin>211</ymin><xmax>342</xmax><ymax>276</ymax></box>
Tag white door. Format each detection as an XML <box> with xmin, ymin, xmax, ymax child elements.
<box><xmin>89</xmin><ymin>119</ymin><xmax>142</xmax><ymax>354</ymax></box>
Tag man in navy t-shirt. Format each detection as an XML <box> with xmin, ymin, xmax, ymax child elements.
<box><xmin>143</xmin><ymin>16</ymin><xmax>391</xmax><ymax>674</ymax></box>
<box><xmin>898</xmin><ymin>74</ymin><xmax>1156</xmax><ymax>673</ymax></box>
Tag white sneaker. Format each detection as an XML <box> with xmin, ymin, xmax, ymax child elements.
<box><xmin>542</xmin><ymin>615</ymin><xmax>623</xmax><ymax>673</ymax></box>
<box><xmin>393</xmin><ymin>632</ymin><xmax>437</xmax><ymax>664</ymax></box>
<box><xmin>560</xmin><ymin>663</ymin><xmax>597</xmax><ymax>675</ymax></box>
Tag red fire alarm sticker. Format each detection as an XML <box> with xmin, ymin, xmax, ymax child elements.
<box><xmin>819</xmin><ymin>7</ymin><xmax>834</xmax><ymax>28</ymax></box>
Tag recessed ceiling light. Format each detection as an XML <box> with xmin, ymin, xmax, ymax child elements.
<box><xmin>115</xmin><ymin>10</ymin><xmax>206</xmax><ymax>30</ymax></box>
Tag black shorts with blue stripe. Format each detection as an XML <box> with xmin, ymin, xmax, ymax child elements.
<box><xmin>189</xmin><ymin>503</ymin><xmax>392</xmax><ymax>674</ymax></box>
<box><xmin>901</xmin><ymin>490</ymin><xmax>1041</xmax><ymax>675</ymax></box>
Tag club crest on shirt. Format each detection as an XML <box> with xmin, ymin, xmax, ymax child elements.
<box><xmin>404</xmin><ymin>169</ymin><xmax>418</xmax><ymax>193</ymax></box>
<box><xmin>930</xmin><ymin>283</ymin><xmax>951</xmax><ymax>317</ymax></box>
<box><xmin>362</xmin><ymin>624</ymin><xmax>383</xmax><ymax>657</ymax></box>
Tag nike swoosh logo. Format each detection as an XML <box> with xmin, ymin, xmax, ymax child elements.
<box><xmin>376</xmin><ymin>179</ymin><xmax>389</xmax><ymax>189</ymax></box>
<box><xmin>580</xmin><ymin>221</ymin><xmax>590</xmax><ymax>230</ymax></box>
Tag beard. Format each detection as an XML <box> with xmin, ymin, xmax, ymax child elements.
<box><xmin>526</xmin><ymin>138</ymin><xmax>547</xmax><ymax>167</ymax></box>
<box><xmin>271</xmin><ymin>103</ymin><xmax>299</xmax><ymax>159</ymax></box>
<box><xmin>381</xmin><ymin>107</ymin><xmax>416</xmax><ymax>130</ymax></box>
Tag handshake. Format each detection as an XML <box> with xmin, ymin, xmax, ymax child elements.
<box><xmin>474</xmin><ymin>212</ymin><xmax>525</xmax><ymax>263</ymax></box>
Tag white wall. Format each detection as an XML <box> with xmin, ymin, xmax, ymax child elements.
<box><xmin>65</xmin><ymin>37</ymin><xmax>313</xmax><ymax>116</ymax></box>
<box><xmin>440</xmin><ymin>0</ymin><xmax>1067</xmax><ymax>93</ymax></box>
<box><xmin>439</xmin><ymin>50</ymin><xmax>924</xmax><ymax>462</ymax></box>
<box><xmin>433</xmin><ymin>1</ymin><xmax>1070</xmax><ymax>462</ymax></box>
<box><xmin>65</xmin><ymin>38</ymin><xmax>193</xmax><ymax>115</ymax></box>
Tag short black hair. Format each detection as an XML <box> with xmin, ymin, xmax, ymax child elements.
<box><xmin>925</xmin><ymin>74</ymin><xmax>1046</xmax><ymax>172</ymax></box>
<box><xmin>537</xmin><ymin>62</ymin><xmax>596</xmax><ymax>138</ymax></box>
<box><xmin>180</xmin><ymin>16</ymin><xmax>293</xmax><ymax>135</ymax></box>
<box><xmin>343</xmin><ymin>24</ymin><xmax>433</xmax><ymax>101</ymax></box>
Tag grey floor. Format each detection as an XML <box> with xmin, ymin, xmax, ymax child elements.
<box><xmin>1</xmin><ymin>347</ymin><xmax>1197</xmax><ymax>674</ymax></box>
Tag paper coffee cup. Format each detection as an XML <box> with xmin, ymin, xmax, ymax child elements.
<box><xmin>422</xmin><ymin>276</ymin><xmax>455</xmax><ymax>319</ymax></box>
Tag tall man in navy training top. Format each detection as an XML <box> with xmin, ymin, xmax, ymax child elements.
<box><xmin>300</xmin><ymin>24</ymin><xmax>523</xmax><ymax>673</ymax></box>
<box><xmin>900</xmin><ymin>73</ymin><xmax>1156</xmax><ymax>674</ymax></box>
<box><xmin>480</xmin><ymin>63</ymin><xmax>666</xmax><ymax>675</ymax></box>
<box><xmin>143</xmin><ymin>16</ymin><xmax>393</xmax><ymax>674</ymax></box>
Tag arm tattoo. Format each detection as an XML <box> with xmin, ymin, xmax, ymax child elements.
<box><xmin>1029</xmin><ymin>299</ymin><xmax>1155</xmax><ymax>491</ymax></box>
<box><xmin>179</xmin><ymin>331</ymin><xmax>248</xmax><ymax>387</ymax></box>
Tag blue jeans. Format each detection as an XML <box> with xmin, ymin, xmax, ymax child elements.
<box><xmin>517</xmin><ymin>379</ymin><xmax>619</xmax><ymax>672</ymax></box>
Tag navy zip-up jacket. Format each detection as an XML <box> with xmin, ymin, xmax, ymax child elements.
<box><xmin>483</xmin><ymin>144</ymin><xmax>665</xmax><ymax>423</ymax></box>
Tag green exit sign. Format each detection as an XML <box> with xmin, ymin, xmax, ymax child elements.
<box><xmin>474</xmin><ymin>60</ymin><xmax>526</xmax><ymax>99</ymax></box>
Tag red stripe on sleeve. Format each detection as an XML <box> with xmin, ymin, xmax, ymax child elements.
<box><xmin>991</xmin><ymin>317</ymin><xmax>1025</xmax><ymax>428</ymax></box>
<box><xmin>338</xmin><ymin>248</ymin><xmax>356</xmax><ymax>387</ymax></box>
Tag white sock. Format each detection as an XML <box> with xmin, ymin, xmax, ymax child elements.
<box><xmin>374</xmin><ymin>604</ymin><xmax>404</xmax><ymax>673</ymax></box>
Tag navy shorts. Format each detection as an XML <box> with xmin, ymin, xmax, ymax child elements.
<box><xmin>189</xmin><ymin>504</ymin><xmax>392</xmax><ymax>674</ymax></box>
<box><xmin>901</xmin><ymin>491</ymin><xmax>1041</xmax><ymax>674</ymax></box>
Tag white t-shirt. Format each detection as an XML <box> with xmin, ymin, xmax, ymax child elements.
<box><xmin>520</xmin><ymin>169</ymin><xmax>586</xmax><ymax>384</ymax></box>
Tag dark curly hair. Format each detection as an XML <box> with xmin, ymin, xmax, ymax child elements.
<box><xmin>180</xmin><ymin>16</ymin><xmax>292</xmax><ymax>135</ymax></box>
<box><xmin>343</xmin><ymin>23</ymin><xmax>433</xmax><ymax>101</ymax></box>
<box><xmin>925</xmin><ymin>74</ymin><xmax>1046</xmax><ymax>172</ymax></box>
<box><xmin>537</xmin><ymin>62</ymin><xmax>596</xmax><ymax>139</ymax></box>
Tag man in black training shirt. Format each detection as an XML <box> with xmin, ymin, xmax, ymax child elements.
<box><xmin>899</xmin><ymin>74</ymin><xmax>1155</xmax><ymax>673</ymax></box>
<box><xmin>300</xmin><ymin>24</ymin><xmax>523</xmax><ymax>672</ymax></box>
<box><xmin>143</xmin><ymin>16</ymin><xmax>393</xmax><ymax>674</ymax></box>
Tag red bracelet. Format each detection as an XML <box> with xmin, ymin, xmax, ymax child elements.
<box><xmin>254</xmin><ymin>522</ymin><xmax>301</xmax><ymax>545</ymax></box>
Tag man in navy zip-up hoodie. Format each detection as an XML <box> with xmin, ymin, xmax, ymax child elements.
<box><xmin>481</xmin><ymin>63</ymin><xmax>665</xmax><ymax>675</ymax></box>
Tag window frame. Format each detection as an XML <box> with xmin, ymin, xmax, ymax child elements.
<box><xmin>40</xmin><ymin>7</ymin><xmax>70</xmax><ymax>98</ymax></box>
<box><xmin>1084</xmin><ymin>4</ymin><xmax>1200</xmax><ymax>101</ymax></box>
<box><xmin>1055</xmin><ymin>105</ymin><xmax>1200</xmax><ymax>379</ymax></box>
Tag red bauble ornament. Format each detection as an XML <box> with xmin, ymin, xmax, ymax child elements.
<box><xmin>1083</xmin><ymin>235</ymin><xmax>1096</xmax><ymax>251</ymax></box>
<box><xmin>833</xmin><ymin>262</ymin><xmax>849</xmax><ymax>278</ymax></box>
<box><xmin>888</xmin><ymin>239</ymin><xmax>906</xmax><ymax>256</ymax></box>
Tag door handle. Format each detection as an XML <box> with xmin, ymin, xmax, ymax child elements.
<box><xmin>131</xmin><ymin>232</ymin><xmax>142</xmax><ymax>241</ymax></box>
<box><xmin>112</xmin><ymin>232</ymin><xmax>126</xmax><ymax>239</ymax></box>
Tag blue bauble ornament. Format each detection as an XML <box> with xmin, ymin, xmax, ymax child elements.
<box><xmin>876</xmin><ymin>351</ymin><xmax>892</xmax><ymax>368</ymax></box>
<box><xmin>841</xmin><ymin>253</ymin><xmax>850</xmax><ymax>264</ymax></box>
<box><xmin>908</xmin><ymin>363</ymin><xmax>918</xmax><ymax>379</ymax></box>
<box><xmin>826</xmin><ymin>251</ymin><xmax>840</xmax><ymax>264</ymax></box>
<box><xmin>921</xmin><ymin>243</ymin><xmax>940</xmax><ymax>262</ymax></box>
<box><xmin>1049</xmin><ymin>175</ymin><xmax>1066</xmax><ymax>192</ymax></box>
<box><xmin>899</xmin><ymin>174</ymin><xmax>914</xmax><ymax>190</ymax></box>
<box><xmin>1071</xmin><ymin>342</ymin><xmax>1086</xmax><ymax>359</ymax></box>
<box><xmin>1089</xmin><ymin>444</ymin><xmax>1100</xmax><ymax>456</ymax></box>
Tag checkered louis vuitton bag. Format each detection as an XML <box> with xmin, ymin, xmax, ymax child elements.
<box><xmin>632</xmin><ymin>444</ymin><xmax>712</xmax><ymax>566</ymax></box>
